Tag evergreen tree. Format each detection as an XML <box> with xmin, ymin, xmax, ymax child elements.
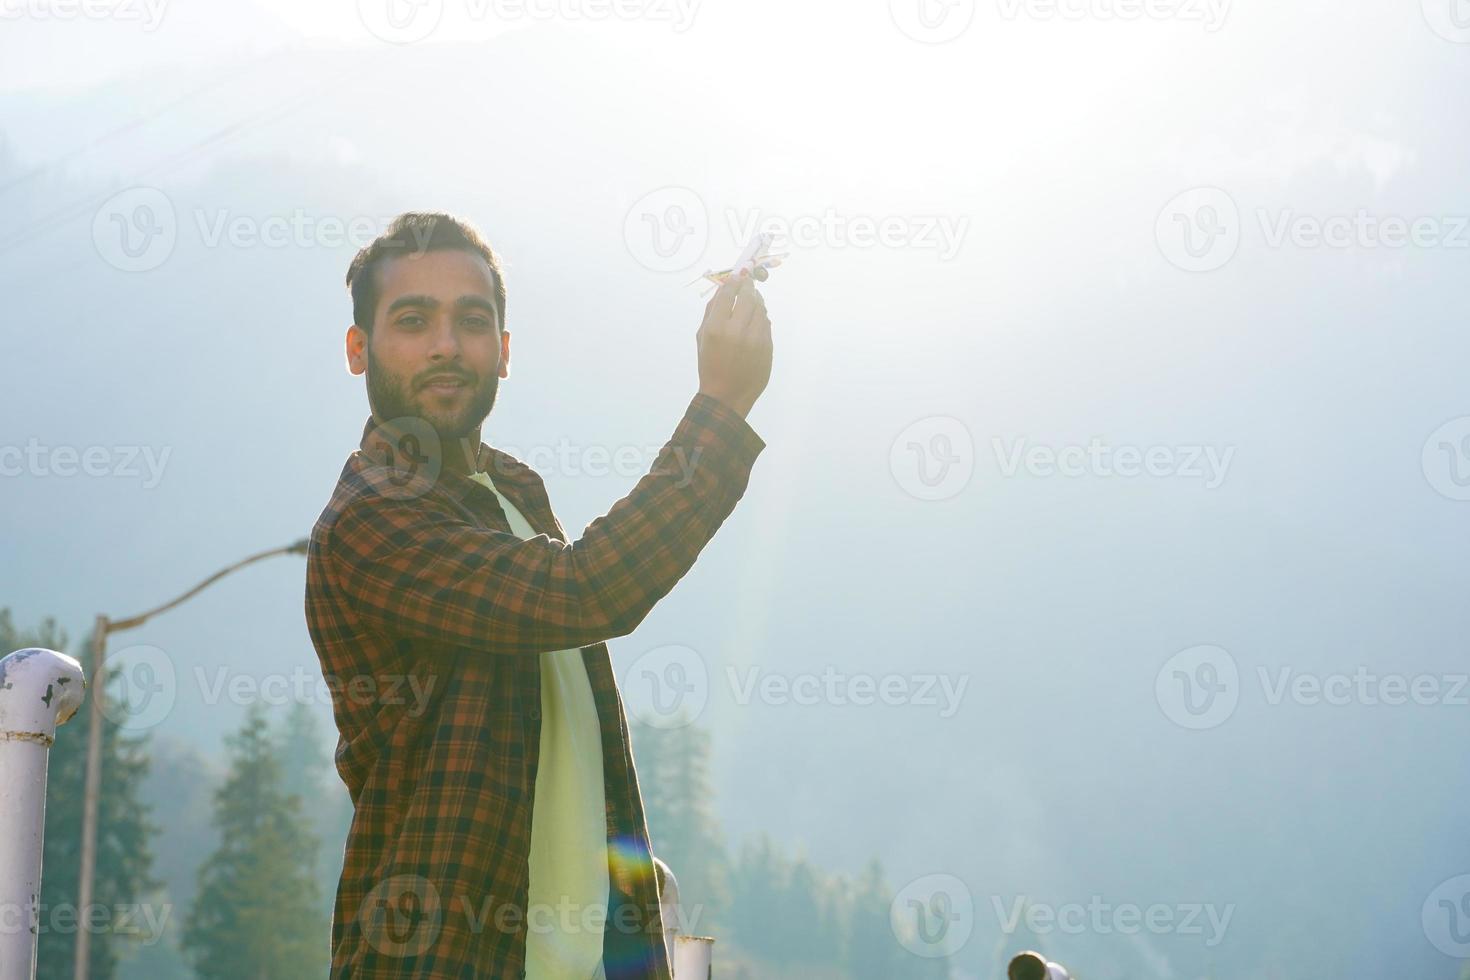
<box><xmin>844</xmin><ymin>859</ymin><xmax>911</xmax><ymax>980</ymax></box>
<box><xmin>728</xmin><ymin>833</ymin><xmax>791</xmax><ymax>958</ymax></box>
<box><xmin>630</xmin><ymin>718</ymin><xmax>733</xmax><ymax>937</ymax></box>
<box><xmin>0</xmin><ymin>610</ymin><xmax>162</xmax><ymax>980</ymax></box>
<box><xmin>276</xmin><ymin>700</ymin><xmax>352</xmax><ymax>912</ymax></box>
<box><xmin>181</xmin><ymin>703</ymin><xmax>328</xmax><ymax>979</ymax></box>
<box><xmin>777</xmin><ymin>857</ymin><xmax>834</xmax><ymax>964</ymax></box>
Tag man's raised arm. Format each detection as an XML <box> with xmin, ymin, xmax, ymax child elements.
<box><xmin>324</xmin><ymin>273</ymin><xmax>774</xmax><ymax>657</ymax></box>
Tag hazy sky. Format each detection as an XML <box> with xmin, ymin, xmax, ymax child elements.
<box><xmin>3</xmin><ymin>1</ymin><xmax>1469</xmax><ymax>977</ymax></box>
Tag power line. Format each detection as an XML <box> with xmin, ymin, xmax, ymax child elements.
<box><xmin>0</xmin><ymin>44</ymin><xmax>298</xmax><ymax>199</ymax></box>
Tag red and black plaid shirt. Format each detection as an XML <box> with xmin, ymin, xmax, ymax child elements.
<box><xmin>304</xmin><ymin>392</ymin><xmax>765</xmax><ymax>978</ymax></box>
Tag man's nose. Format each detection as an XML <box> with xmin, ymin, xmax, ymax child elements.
<box><xmin>426</xmin><ymin>318</ymin><xmax>462</xmax><ymax>359</ymax></box>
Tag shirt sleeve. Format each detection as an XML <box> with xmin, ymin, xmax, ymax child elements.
<box><xmin>325</xmin><ymin>393</ymin><xmax>765</xmax><ymax>657</ymax></box>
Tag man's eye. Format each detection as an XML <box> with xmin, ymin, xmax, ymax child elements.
<box><xmin>463</xmin><ymin>317</ymin><xmax>491</xmax><ymax>329</ymax></box>
<box><xmin>398</xmin><ymin>315</ymin><xmax>425</xmax><ymax>328</ymax></box>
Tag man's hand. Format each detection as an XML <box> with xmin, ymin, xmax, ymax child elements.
<box><xmin>697</xmin><ymin>271</ymin><xmax>773</xmax><ymax>419</ymax></box>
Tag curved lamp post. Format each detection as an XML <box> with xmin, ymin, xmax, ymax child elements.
<box><xmin>72</xmin><ymin>538</ymin><xmax>307</xmax><ymax>980</ymax></box>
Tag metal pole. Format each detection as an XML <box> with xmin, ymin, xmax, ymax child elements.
<box><xmin>70</xmin><ymin>540</ymin><xmax>305</xmax><ymax>979</ymax></box>
<box><xmin>72</xmin><ymin>617</ymin><xmax>107</xmax><ymax>980</ymax></box>
<box><xmin>0</xmin><ymin>647</ymin><xmax>87</xmax><ymax>980</ymax></box>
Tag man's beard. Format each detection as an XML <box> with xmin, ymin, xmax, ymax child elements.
<box><xmin>365</xmin><ymin>341</ymin><xmax>499</xmax><ymax>442</ymax></box>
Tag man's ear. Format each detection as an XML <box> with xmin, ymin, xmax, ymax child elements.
<box><xmin>346</xmin><ymin>324</ymin><xmax>367</xmax><ymax>376</ymax></box>
<box><xmin>499</xmin><ymin>328</ymin><xmax>511</xmax><ymax>379</ymax></box>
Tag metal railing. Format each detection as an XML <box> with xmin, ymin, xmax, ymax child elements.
<box><xmin>0</xmin><ymin>647</ymin><xmax>87</xmax><ymax>980</ymax></box>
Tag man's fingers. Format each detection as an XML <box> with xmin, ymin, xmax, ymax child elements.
<box><xmin>701</xmin><ymin>274</ymin><xmax>744</xmax><ymax>330</ymax></box>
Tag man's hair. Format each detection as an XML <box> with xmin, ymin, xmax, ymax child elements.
<box><xmin>345</xmin><ymin>211</ymin><xmax>507</xmax><ymax>334</ymax></box>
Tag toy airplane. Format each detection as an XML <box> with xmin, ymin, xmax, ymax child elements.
<box><xmin>689</xmin><ymin>231</ymin><xmax>786</xmax><ymax>295</ymax></box>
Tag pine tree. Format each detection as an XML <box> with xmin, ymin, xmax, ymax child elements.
<box><xmin>630</xmin><ymin>718</ymin><xmax>733</xmax><ymax>937</ymax></box>
<box><xmin>276</xmin><ymin>700</ymin><xmax>352</xmax><ymax>914</ymax></box>
<box><xmin>181</xmin><ymin>704</ymin><xmax>328</xmax><ymax>979</ymax></box>
<box><xmin>0</xmin><ymin>610</ymin><xmax>163</xmax><ymax>980</ymax></box>
<box><xmin>844</xmin><ymin>859</ymin><xmax>910</xmax><ymax>980</ymax></box>
<box><xmin>728</xmin><ymin>833</ymin><xmax>790</xmax><ymax>959</ymax></box>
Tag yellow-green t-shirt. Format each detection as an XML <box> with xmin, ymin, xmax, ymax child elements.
<box><xmin>466</xmin><ymin>469</ymin><xmax>609</xmax><ymax>979</ymax></box>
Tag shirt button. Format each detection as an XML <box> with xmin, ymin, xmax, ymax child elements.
<box><xmin>527</xmin><ymin>703</ymin><xmax>541</xmax><ymax>721</ymax></box>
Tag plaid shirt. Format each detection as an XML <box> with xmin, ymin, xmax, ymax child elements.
<box><xmin>304</xmin><ymin>393</ymin><xmax>765</xmax><ymax>979</ymax></box>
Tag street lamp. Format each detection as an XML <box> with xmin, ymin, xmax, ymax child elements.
<box><xmin>72</xmin><ymin>538</ymin><xmax>307</xmax><ymax>980</ymax></box>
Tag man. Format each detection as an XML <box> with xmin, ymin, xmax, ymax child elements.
<box><xmin>304</xmin><ymin>211</ymin><xmax>773</xmax><ymax>979</ymax></box>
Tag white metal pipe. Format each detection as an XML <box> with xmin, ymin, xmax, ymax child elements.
<box><xmin>0</xmin><ymin>648</ymin><xmax>86</xmax><ymax>980</ymax></box>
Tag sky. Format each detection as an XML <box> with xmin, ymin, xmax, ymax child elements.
<box><xmin>3</xmin><ymin>0</ymin><xmax>1470</xmax><ymax>977</ymax></box>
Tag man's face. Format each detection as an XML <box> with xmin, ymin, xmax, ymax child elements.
<box><xmin>346</xmin><ymin>248</ymin><xmax>509</xmax><ymax>441</ymax></box>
